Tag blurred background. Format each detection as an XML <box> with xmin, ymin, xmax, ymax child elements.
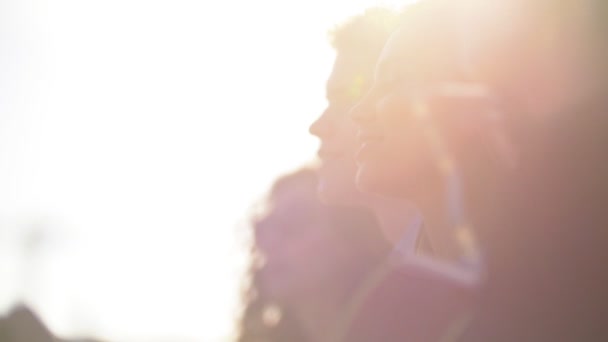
<box><xmin>0</xmin><ymin>0</ymin><xmax>413</xmax><ymax>340</ymax></box>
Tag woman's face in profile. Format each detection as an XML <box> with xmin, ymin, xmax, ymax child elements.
<box><xmin>255</xmin><ymin>185</ymin><xmax>351</xmax><ymax>302</ymax></box>
<box><xmin>351</xmin><ymin>26</ymin><xmax>442</xmax><ymax>198</ymax></box>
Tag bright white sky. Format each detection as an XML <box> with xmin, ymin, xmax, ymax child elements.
<box><xmin>0</xmin><ymin>0</ymin><xmax>414</xmax><ymax>341</ymax></box>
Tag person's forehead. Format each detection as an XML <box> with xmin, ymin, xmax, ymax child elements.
<box><xmin>375</xmin><ymin>27</ymin><xmax>411</xmax><ymax>76</ymax></box>
<box><xmin>382</xmin><ymin>26</ymin><xmax>408</xmax><ymax>58</ymax></box>
<box><xmin>327</xmin><ymin>53</ymin><xmax>373</xmax><ymax>91</ymax></box>
<box><xmin>376</xmin><ymin>22</ymin><xmax>466</xmax><ymax>85</ymax></box>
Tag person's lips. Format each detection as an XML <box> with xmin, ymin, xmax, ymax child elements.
<box><xmin>317</xmin><ymin>147</ymin><xmax>344</xmax><ymax>161</ymax></box>
<box><xmin>356</xmin><ymin>130</ymin><xmax>384</xmax><ymax>162</ymax></box>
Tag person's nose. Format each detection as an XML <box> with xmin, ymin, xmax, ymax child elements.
<box><xmin>309</xmin><ymin>107</ymin><xmax>334</xmax><ymax>139</ymax></box>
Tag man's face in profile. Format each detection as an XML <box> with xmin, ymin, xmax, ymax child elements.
<box><xmin>309</xmin><ymin>53</ymin><xmax>372</xmax><ymax>205</ymax></box>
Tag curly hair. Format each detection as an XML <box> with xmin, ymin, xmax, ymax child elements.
<box><xmin>329</xmin><ymin>7</ymin><xmax>399</xmax><ymax>63</ymax></box>
<box><xmin>235</xmin><ymin>168</ymin><xmax>389</xmax><ymax>342</ymax></box>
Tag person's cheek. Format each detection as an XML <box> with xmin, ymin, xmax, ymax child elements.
<box><xmin>376</xmin><ymin>89</ymin><xmax>413</xmax><ymax>122</ymax></box>
<box><xmin>335</xmin><ymin>120</ymin><xmax>358</xmax><ymax>153</ymax></box>
<box><xmin>379</xmin><ymin>99</ymin><xmax>420</xmax><ymax>155</ymax></box>
<box><xmin>425</xmin><ymin>88</ymin><xmax>518</xmax><ymax>170</ymax></box>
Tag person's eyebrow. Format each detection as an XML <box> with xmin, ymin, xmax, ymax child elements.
<box><xmin>374</xmin><ymin>54</ymin><xmax>400</xmax><ymax>84</ymax></box>
<box><xmin>326</xmin><ymin>85</ymin><xmax>350</xmax><ymax>101</ymax></box>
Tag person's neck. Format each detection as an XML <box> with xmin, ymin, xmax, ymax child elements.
<box><xmin>411</xmin><ymin>180</ymin><xmax>463</xmax><ymax>262</ymax></box>
<box><xmin>368</xmin><ymin>196</ymin><xmax>422</xmax><ymax>249</ymax></box>
<box><xmin>290</xmin><ymin>289</ymin><xmax>348</xmax><ymax>342</ymax></box>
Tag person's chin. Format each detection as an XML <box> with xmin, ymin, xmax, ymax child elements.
<box><xmin>355</xmin><ymin>162</ymin><xmax>381</xmax><ymax>194</ymax></box>
<box><xmin>355</xmin><ymin>161</ymin><xmax>399</xmax><ymax>197</ymax></box>
<box><xmin>317</xmin><ymin>177</ymin><xmax>360</xmax><ymax>206</ymax></box>
<box><xmin>317</xmin><ymin>158</ymin><xmax>362</xmax><ymax>206</ymax></box>
<box><xmin>354</xmin><ymin>142</ymin><xmax>392</xmax><ymax>192</ymax></box>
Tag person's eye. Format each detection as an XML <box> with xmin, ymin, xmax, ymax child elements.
<box><xmin>378</xmin><ymin>66</ymin><xmax>406</xmax><ymax>88</ymax></box>
<box><xmin>376</xmin><ymin>87</ymin><xmax>411</xmax><ymax>116</ymax></box>
<box><xmin>374</xmin><ymin>77</ymin><xmax>395</xmax><ymax>94</ymax></box>
<box><xmin>330</xmin><ymin>100</ymin><xmax>356</xmax><ymax>113</ymax></box>
<box><xmin>376</xmin><ymin>93</ymin><xmax>399</xmax><ymax>116</ymax></box>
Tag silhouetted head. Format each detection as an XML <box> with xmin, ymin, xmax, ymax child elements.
<box><xmin>238</xmin><ymin>167</ymin><xmax>390</xmax><ymax>341</ymax></box>
<box><xmin>309</xmin><ymin>8</ymin><xmax>399</xmax><ymax>205</ymax></box>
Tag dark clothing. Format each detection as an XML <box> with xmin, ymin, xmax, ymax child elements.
<box><xmin>341</xmin><ymin>258</ymin><xmax>477</xmax><ymax>342</ymax></box>
<box><xmin>461</xmin><ymin>100</ymin><xmax>608</xmax><ymax>342</ymax></box>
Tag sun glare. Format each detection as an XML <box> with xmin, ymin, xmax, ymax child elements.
<box><xmin>0</xmin><ymin>0</ymin><xmax>420</xmax><ymax>341</ymax></box>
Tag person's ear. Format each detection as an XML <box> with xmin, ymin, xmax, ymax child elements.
<box><xmin>426</xmin><ymin>82</ymin><xmax>519</xmax><ymax>171</ymax></box>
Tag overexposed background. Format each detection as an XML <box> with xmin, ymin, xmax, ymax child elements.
<box><xmin>0</xmin><ymin>0</ymin><xmax>412</xmax><ymax>340</ymax></box>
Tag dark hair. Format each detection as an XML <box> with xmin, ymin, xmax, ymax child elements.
<box><xmin>236</xmin><ymin>168</ymin><xmax>389</xmax><ymax>342</ymax></box>
<box><xmin>455</xmin><ymin>1</ymin><xmax>608</xmax><ymax>340</ymax></box>
<box><xmin>329</xmin><ymin>7</ymin><xmax>399</xmax><ymax>64</ymax></box>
